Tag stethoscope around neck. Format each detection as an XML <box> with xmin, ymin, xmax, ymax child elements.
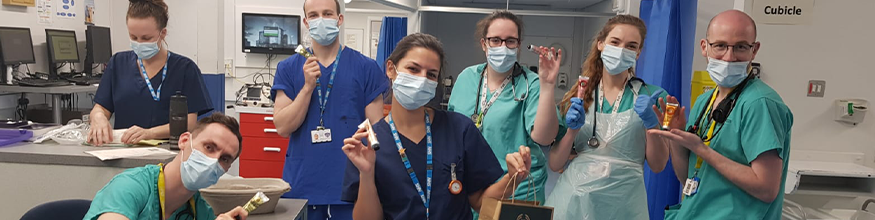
<box><xmin>475</xmin><ymin>62</ymin><xmax>530</xmax><ymax>105</ymax></box>
<box><xmin>585</xmin><ymin>76</ymin><xmax>648</xmax><ymax>148</ymax></box>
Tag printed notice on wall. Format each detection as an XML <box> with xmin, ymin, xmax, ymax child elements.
<box><xmin>85</xmin><ymin>0</ymin><xmax>95</xmax><ymax>25</ymax></box>
<box><xmin>751</xmin><ymin>0</ymin><xmax>815</xmax><ymax>25</ymax></box>
<box><xmin>37</xmin><ymin>0</ymin><xmax>53</xmax><ymax>24</ymax></box>
<box><xmin>57</xmin><ymin>0</ymin><xmax>77</xmax><ymax>20</ymax></box>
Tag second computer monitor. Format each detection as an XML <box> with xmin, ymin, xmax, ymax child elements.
<box><xmin>0</xmin><ymin>27</ymin><xmax>36</xmax><ymax>65</ymax></box>
<box><xmin>86</xmin><ymin>25</ymin><xmax>111</xmax><ymax>64</ymax></box>
<box><xmin>46</xmin><ymin>29</ymin><xmax>80</xmax><ymax>63</ymax></box>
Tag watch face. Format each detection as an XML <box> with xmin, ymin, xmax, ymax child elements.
<box><xmin>452</xmin><ymin>183</ymin><xmax>461</xmax><ymax>191</ymax></box>
<box><xmin>449</xmin><ymin>181</ymin><xmax>462</xmax><ymax>194</ymax></box>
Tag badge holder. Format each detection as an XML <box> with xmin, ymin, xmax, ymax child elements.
<box><xmin>311</xmin><ymin>126</ymin><xmax>332</xmax><ymax>143</ymax></box>
<box><xmin>682</xmin><ymin>171</ymin><xmax>700</xmax><ymax>196</ymax></box>
<box><xmin>449</xmin><ymin>163</ymin><xmax>463</xmax><ymax>195</ymax></box>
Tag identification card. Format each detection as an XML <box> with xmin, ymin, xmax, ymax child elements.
<box><xmin>682</xmin><ymin>177</ymin><xmax>699</xmax><ymax>196</ymax></box>
<box><xmin>311</xmin><ymin>127</ymin><xmax>332</xmax><ymax>143</ymax></box>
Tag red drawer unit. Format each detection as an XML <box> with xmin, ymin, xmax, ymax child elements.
<box><xmin>238</xmin><ymin>111</ymin><xmax>288</xmax><ymax>178</ymax></box>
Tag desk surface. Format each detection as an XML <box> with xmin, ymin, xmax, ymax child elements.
<box><xmin>248</xmin><ymin>199</ymin><xmax>308</xmax><ymax>220</ymax></box>
<box><xmin>0</xmin><ymin>142</ymin><xmax>175</xmax><ymax>168</ymax></box>
<box><xmin>0</xmin><ymin>84</ymin><xmax>99</xmax><ymax>94</ymax></box>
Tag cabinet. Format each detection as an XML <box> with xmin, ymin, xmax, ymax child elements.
<box><xmin>238</xmin><ymin>108</ymin><xmax>288</xmax><ymax>178</ymax></box>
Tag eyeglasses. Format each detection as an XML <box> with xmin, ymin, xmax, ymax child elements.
<box><xmin>485</xmin><ymin>37</ymin><xmax>520</xmax><ymax>49</ymax></box>
<box><xmin>707</xmin><ymin>40</ymin><xmax>756</xmax><ymax>57</ymax></box>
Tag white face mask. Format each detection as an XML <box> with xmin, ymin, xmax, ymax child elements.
<box><xmin>706</xmin><ymin>57</ymin><xmax>749</xmax><ymax>87</ymax></box>
<box><xmin>392</xmin><ymin>70</ymin><xmax>437</xmax><ymax>110</ymax></box>
<box><xmin>179</xmin><ymin>138</ymin><xmax>226</xmax><ymax>191</ymax></box>
<box><xmin>600</xmin><ymin>44</ymin><xmax>637</xmax><ymax>75</ymax></box>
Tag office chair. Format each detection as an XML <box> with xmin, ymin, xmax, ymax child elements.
<box><xmin>20</xmin><ymin>199</ymin><xmax>92</xmax><ymax>220</ymax></box>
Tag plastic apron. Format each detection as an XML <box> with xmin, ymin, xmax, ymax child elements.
<box><xmin>545</xmin><ymin>82</ymin><xmax>649</xmax><ymax>220</ymax></box>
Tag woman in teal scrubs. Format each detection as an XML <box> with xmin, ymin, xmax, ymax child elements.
<box><xmin>544</xmin><ymin>15</ymin><xmax>673</xmax><ymax>220</ymax></box>
<box><xmin>447</xmin><ymin>10</ymin><xmax>564</xmax><ymax>206</ymax></box>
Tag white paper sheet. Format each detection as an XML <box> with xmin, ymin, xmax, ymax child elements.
<box><xmin>85</xmin><ymin>147</ymin><xmax>176</xmax><ymax>161</ymax></box>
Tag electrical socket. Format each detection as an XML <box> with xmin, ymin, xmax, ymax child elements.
<box><xmin>224</xmin><ymin>59</ymin><xmax>234</xmax><ymax>77</ymax></box>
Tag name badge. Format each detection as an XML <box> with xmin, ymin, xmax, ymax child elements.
<box><xmin>682</xmin><ymin>177</ymin><xmax>699</xmax><ymax>196</ymax></box>
<box><xmin>311</xmin><ymin>127</ymin><xmax>332</xmax><ymax>143</ymax></box>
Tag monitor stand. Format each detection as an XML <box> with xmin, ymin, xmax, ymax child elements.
<box><xmin>1</xmin><ymin>65</ymin><xmax>11</xmax><ymax>85</ymax></box>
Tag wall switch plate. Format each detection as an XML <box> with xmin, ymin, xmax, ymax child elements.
<box><xmin>807</xmin><ymin>80</ymin><xmax>825</xmax><ymax>97</ymax></box>
<box><xmin>224</xmin><ymin>59</ymin><xmax>234</xmax><ymax>77</ymax></box>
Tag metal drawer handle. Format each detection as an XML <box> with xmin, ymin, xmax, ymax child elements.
<box><xmin>264</xmin><ymin>128</ymin><xmax>278</xmax><ymax>133</ymax></box>
<box><xmin>264</xmin><ymin>117</ymin><xmax>274</xmax><ymax>121</ymax></box>
<box><xmin>263</xmin><ymin>147</ymin><xmax>281</xmax><ymax>152</ymax></box>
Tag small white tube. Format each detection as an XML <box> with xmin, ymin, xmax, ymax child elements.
<box><xmin>357</xmin><ymin>119</ymin><xmax>380</xmax><ymax>150</ymax></box>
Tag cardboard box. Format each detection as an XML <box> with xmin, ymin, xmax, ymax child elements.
<box><xmin>2</xmin><ymin>0</ymin><xmax>35</xmax><ymax>7</ymax></box>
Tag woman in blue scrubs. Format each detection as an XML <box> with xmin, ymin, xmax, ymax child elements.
<box><xmin>87</xmin><ymin>0</ymin><xmax>212</xmax><ymax>146</ymax></box>
<box><xmin>340</xmin><ymin>33</ymin><xmax>533</xmax><ymax>220</ymax></box>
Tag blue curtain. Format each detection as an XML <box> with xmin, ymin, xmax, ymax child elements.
<box><xmin>376</xmin><ymin>17</ymin><xmax>408</xmax><ymax>70</ymax></box>
<box><xmin>636</xmin><ymin>0</ymin><xmax>697</xmax><ymax>219</ymax></box>
<box><xmin>199</xmin><ymin>73</ymin><xmax>225</xmax><ymax>120</ymax></box>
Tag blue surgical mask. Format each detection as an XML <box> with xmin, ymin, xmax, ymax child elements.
<box><xmin>487</xmin><ymin>45</ymin><xmax>517</xmax><ymax>73</ymax></box>
<box><xmin>308</xmin><ymin>18</ymin><xmax>340</xmax><ymax>46</ymax></box>
<box><xmin>180</xmin><ymin>140</ymin><xmax>226</xmax><ymax>191</ymax></box>
<box><xmin>130</xmin><ymin>40</ymin><xmax>160</xmax><ymax>60</ymax></box>
<box><xmin>392</xmin><ymin>71</ymin><xmax>437</xmax><ymax>110</ymax></box>
<box><xmin>600</xmin><ymin>44</ymin><xmax>637</xmax><ymax>75</ymax></box>
<box><xmin>706</xmin><ymin>57</ymin><xmax>749</xmax><ymax>87</ymax></box>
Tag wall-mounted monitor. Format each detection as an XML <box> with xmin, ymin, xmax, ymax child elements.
<box><xmin>242</xmin><ymin>13</ymin><xmax>301</xmax><ymax>55</ymax></box>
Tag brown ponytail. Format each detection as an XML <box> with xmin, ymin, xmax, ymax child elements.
<box><xmin>127</xmin><ymin>0</ymin><xmax>169</xmax><ymax>29</ymax></box>
<box><xmin>559</xmin><ymin>15</ymin><xmax>646</xmax><ymax>115</ymax></box>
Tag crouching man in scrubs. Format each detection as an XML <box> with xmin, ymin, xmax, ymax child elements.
<box><xmin>84</xmin><ymin>113</ymin><xmax>250</xmax><ymax>220</ymax></box>
<box><xmin>650</xmin><ymin>10</ymin><xmax>794</xmax><ymax>220</ymax></box>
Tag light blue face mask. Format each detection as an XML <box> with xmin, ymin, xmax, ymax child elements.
<box><xmin>706</xmin><ymin>57</ymin><xmax>749</xmax><ymax>87</ymax></box>
<box><xmin>180</xmin><ymin>139</ymin><xmax>226</xmax><ymax>191</ymax></box>
<box><xmin>600</xmin><ymin>44</ymin><xmax>638</xmax><ymax>75</ymax></box>
<box><xmin>130</xmin><ymin>40</ymin><xmax>160</xmax><ymax>60</ymax></box>
<box><xmin>487</xmin><ymin>45</ymin><xmax>517</xmax><ymax>73</ymax></box>
<box><xmin>308</xmin><ymin>18</ymin><xmax>340</xmax><ymax>46</ymax></box>
<box><xmin>392</xmin><ymin>71</ymin><xmax>437</xmax><ymax>110</ymax></box>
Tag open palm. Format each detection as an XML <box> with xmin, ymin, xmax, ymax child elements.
<box><xmin>537</xmin><ymin>47</ymin><xmax>562</xmax><ymax>85</ymax></box>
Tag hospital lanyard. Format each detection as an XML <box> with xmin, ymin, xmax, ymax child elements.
<box><xmin>387</xmin><ymin>112</ymin><xmax>433</xmax><ymax>219</ymax></box>
<box><xmin>311</xmin><ymin>45</ymin><xmax>344</xmax><ymax>127</ymax></box>
<box><xmin>474</xmin><ymin>71</ymin><xmax>511</xmax><ymax>127</ymax></box>
<box><xmin>692</xmin><ymin>90</ymin><xmax>722</xmax><ymax>174</ymax></box>
<box><xmin>158</xmin><ymin>163</ymin><xmax>196</xmax><ymax>220</ymax></box>
<box><xmin>138</xmin><ymin>52</ymin><xmax>170</xmax><ymax>102</ymax></box>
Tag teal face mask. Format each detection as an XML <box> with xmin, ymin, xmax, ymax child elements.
<box><xmin>180</xmin><ymin>139</ymin><xmax>226</xmax><ymax>191</ymax></box>
<box><xmin>130</xmin><ymin>40</ymin><xmax>160</xmax><ymax>60</ymax></box>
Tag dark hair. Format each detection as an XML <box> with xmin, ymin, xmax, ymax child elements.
<box><xmin>127</xmin><ymin>0</ymin><xmax>169</xmax><ymax>29</ymax></box>
<box><xmin>475</xmin><ymin>11</ymin><xmax>524</xmax><ymax>42</ymax></box>
<box><xmin>303</xmin><ymin>0</ymin><xmax>341</xmax><ymax>15</ymax></box>
<box><xmin>385</xmin><ymin>33</ymin><xmax>446</xmax><ymax>78</ymax></box>
<box><xmin>560</xmin><ymin>15</ymin><xmax>646</xmax><ymax>114</ymax></box>
<box><xmin>192</xmin><ymin>112</ymin><xmax>244</xmax><ymax>158</ymax></box>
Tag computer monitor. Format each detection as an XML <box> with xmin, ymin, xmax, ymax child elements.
<box><xmin>242</xmin><ymin>13</ymin><xmax>300</xmax><ymax>55</ymax></box>
<box><xmin>45</xmin><ymin>29</ymin><xmax>80</xmax><ymax>80</ymax></box>
<box><xmin>0</xmin><ymin>27</ymin><xmax>36</xmax><ymax>65</ymax></box>
<box><xmin>85</xmin><ymin>25</ymin><xmax>111</xmax><ymax>76</ymax></box>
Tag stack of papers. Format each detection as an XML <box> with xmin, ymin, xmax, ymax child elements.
<box><xmin>85</xmin><ymin>147</ymin><xmax>177</xmax><ymax>161</ymax></box>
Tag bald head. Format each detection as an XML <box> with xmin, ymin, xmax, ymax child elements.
<box><xmin>707</xmin><ymin>10</ymin><xmax>757</xmax><ymax>40</ymax></box>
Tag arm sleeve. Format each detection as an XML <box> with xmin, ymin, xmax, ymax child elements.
<box><xmin>739</xmin><ymin>98</ymin><xmax>792</xmax><ymax>163</ymax></box>
<box><xmin>271</xmin><ymin>57</ymin><xmax>301</xmax><ymax>101</ymax></box>
<box><xmin>463</xmin><ymin>119</ymin><xmax>505</xmax><ymax>193</ymax></box>
<box><xmin>94</xmin><ymin>56</ymin><xmax>118</xmax><ymax>113</ymax></box>
<box><xmin>83</xmin><ymin>174</ymin><xmax>149</xmax><ymax>220</ymax></box>
<box><xmin>182</xmin><ymin>62</ymin><xmax>214</xmax><ymax>116</ymax></box>
<box><xmin>341</xmin><ymin>159</ymin><xmax>361</xmax><ymax>202</ymax></box>
<box><xmin>362</xmin><ymin>59</ymin><xmax>389</xmax><ymax>103</ymax></box>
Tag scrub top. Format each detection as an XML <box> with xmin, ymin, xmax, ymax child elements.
<box><xmin>341</xmin><ymin>109</ymin><xmax>505</xmax><ymax>220</ymax></box>
<box><xmin>83</xmin><ymin>164</ymin><xmax>216</xmax><ymax>220</ymax></box>
<box><xmin>447</xmin><ymin>63</ymin><xmax>566</xmax><ymax>203</ymax></box>
<box><xmin>589</xmin><ymin>79</ymin><xmax>667</xmax><ymax>114</ymax></box>
<box><xmin>665</xmin><ymin>78</ymin><xmax>793</xmax><ymax>220</ymax></box>
<box><xmin>271</xmin><ymin>47</ymin><xmax>388</xmax><ymax>205</ymax></box>
<box><xmin>94</xmin><ymin>51</ymin><xmax>214</xmax><ymax>129</ymax></box>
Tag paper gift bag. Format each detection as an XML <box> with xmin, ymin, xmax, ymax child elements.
<box><xmin>479</xmin><ymin>173</ymin><xmax>553</xmax><ymax>220</ymax></box>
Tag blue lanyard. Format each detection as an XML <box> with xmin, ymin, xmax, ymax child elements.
<box><xmin>387</xmin><ymin>111</ymin><xmax>433</xmax><ymax>219</ymax></box>
<box><xmin>312</xmin><ymin>46</ymin><xmax>344</xmax><ymax>127</ymax></box>
<box><xmin>138</xmin><ymin>52</ymin><xmax>170</xmax><ymax>101</ymax></box>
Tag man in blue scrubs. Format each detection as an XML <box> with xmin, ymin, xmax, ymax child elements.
<box><xmin>271</xmin><ymin>0</ymin><xmax>388</xmax><ymax>219</ymax></box>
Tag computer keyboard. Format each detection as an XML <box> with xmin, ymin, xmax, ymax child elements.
<box><xmin>66</xmin><ymin>76</ymin><xmax>102</xmax><ymax>85</ymax></box>
<box><xmin>17</xmin><ymin>78</ymin><xmax>71</xmax><ymax>87</ymax></box>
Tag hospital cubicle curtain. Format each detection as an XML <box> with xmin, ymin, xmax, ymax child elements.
<box><xmin>200</xmin><ymin>73</ymin><xmax>225</xmax><ymax>120</ymax></box>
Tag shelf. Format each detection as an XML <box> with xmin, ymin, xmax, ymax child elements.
<box><xmin>785</xmin><ymin>160</ymin><xmax>875</xmax><ymax>196</ymax></box>
<box><xmin>790</xmin><ymin>161</ymin><xmax>875</xmax><ymax>178</ymax></box>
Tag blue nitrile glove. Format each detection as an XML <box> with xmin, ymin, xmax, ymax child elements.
<box><xmin>566</xmin><ymin>97</ymin><xmax>585</xmax><ymax>130</ymax></box>
<box><xmin>635</xmin><ymin>89</ymin><xmax>664</xmax><ymax>129</ymax></box>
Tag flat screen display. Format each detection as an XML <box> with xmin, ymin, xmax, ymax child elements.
<box><xmin>242</xmin><ymin>13</ymin><xmax>300</xmax><ymax>55</ymax></box>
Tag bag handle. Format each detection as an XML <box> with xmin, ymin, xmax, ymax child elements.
<box><xmin>501</xmin><ymin>172</ymin><xmax>537</xmax><ymax>204</ymax></box>
<box><xmin>864</xmin><ymin>199</ymin><xmax>875</xmax><ymax>212</ymax></box>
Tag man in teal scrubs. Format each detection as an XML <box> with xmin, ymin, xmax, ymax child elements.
<box><xmin>651</xmin><ymin>10</ymin><xmax>793</xmax><ymax>220</ymax></box>
<box><xmin>84</xmin><ymin>113</ymin><xmax>248</xmax><ymax>220</ymax></box>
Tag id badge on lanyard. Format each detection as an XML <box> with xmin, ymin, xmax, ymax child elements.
<box><xmin>310</xmin><ymin>46</ymin><xmax>343</xmax><ymax>144</ymax></box>
<box><xmin>683</xmin><ymin>90</ymin><xmax>720</xmax><ymax>197</ymax></box>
